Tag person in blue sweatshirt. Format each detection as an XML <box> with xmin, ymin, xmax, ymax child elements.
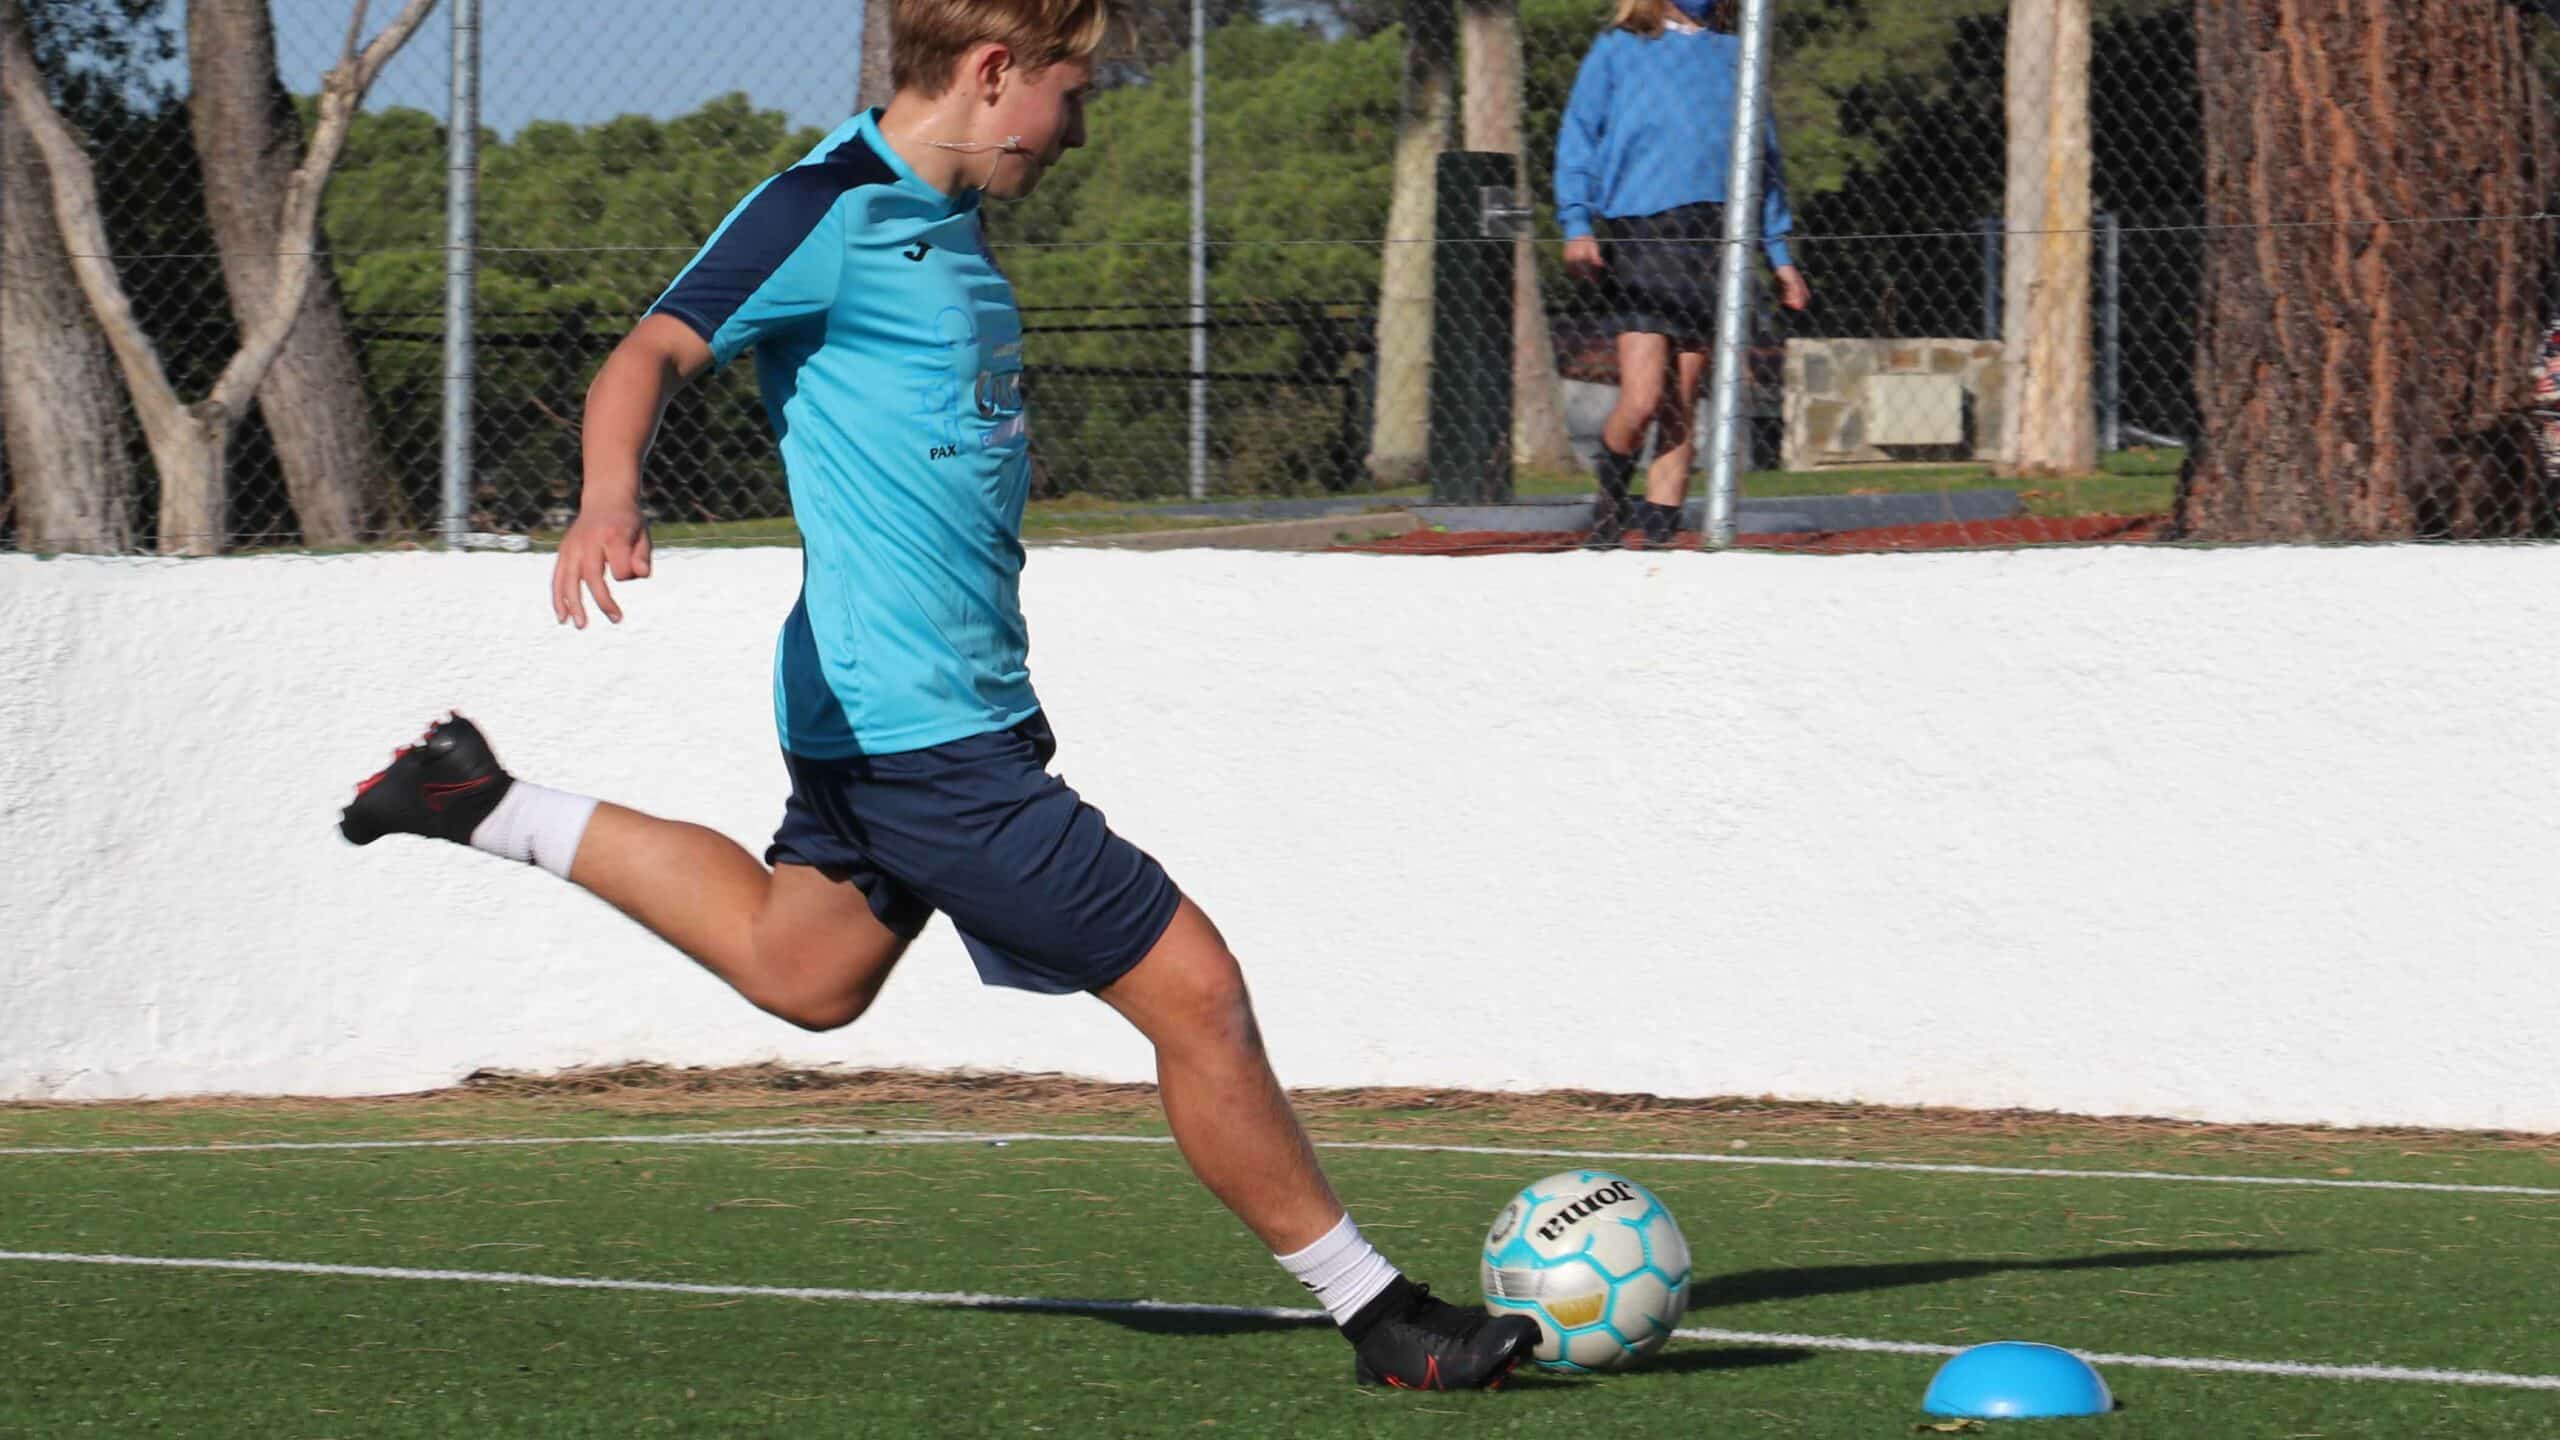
<box><xmin>1555</xmin><ymin>0</ymin><xmax>1810</xmax><ymax>546</ymax></box>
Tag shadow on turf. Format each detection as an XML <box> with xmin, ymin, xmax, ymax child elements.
<box><xmin>962</xmin><ymin>1299</ymin><xmax>1318</xmax><ymax>1338</ymax></box>
<box><xmin>1691</xmin><ymin>1247</ymin><xmax>2311</xmax><ymax>1312</ymax></box>
<box><xmin>1501</xmin><ymin>1345</ymin><xmax>1817</xmax><ymax>1389</ymax></box>
<box><xmin>951</xmin><ymin>1301</ymin><xmax>1826</xmax><ymax>1385</ymax></box>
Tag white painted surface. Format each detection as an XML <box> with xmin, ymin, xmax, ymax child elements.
<box><xmin>4</xmin><ymin>545</ymin><xmax>2558</xmax><ymax>1130</ymax></box>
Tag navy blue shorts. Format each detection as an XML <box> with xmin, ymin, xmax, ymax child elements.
<box><xmin>764</xmin><ymin>714</ymin><xmax>1182</xmax><ymax>995</ymax></box>
<box><xmin>1599</xmin><ymin>201</ymin><xmax>1726</xmax><ymax>350</ymax></box>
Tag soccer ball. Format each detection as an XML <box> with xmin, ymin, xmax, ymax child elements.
<box><xmin>1479</xmin><ymin>1169</ymin><xmax>1690</xmax><ymax>1372</ymax></box>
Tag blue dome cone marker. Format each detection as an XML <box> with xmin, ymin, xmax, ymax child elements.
<box><xmin>1922</xmin><ymin>1341</ymin><xmax>2115</xmax><ymax>1419</ymax></box>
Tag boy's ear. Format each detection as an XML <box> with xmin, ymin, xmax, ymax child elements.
<box><xmin>963</xmin><ymin>41</ymin><xmax>1017</xmax><ymax>100</ymax></box>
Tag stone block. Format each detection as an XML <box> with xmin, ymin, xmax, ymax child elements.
<box><xmin>1805</xmin><ymin>401</ymin><xmax>1847</xmax><ymax>450</ymax></box>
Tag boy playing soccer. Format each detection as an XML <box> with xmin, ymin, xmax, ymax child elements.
<box><xmin>339</xmin><ymin>0</ymin><xmax>1536</xmax><ymax>1391</ymax></box>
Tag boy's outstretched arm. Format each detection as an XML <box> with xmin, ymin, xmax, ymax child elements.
<box><xmin>554</xmin><ymin>313</ymin><xmax>714</xmax><ymax>629</ymax></box>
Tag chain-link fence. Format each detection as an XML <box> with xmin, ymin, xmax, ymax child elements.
<box><xmin>3</xmin><ymin>0</ymin><xmax>2556</xmax><ymax>554</ymax></box>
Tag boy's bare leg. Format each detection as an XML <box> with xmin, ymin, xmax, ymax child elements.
<box><xmin>1098</xmin><ymin>897</ymin><xmax>1539</xmax><ymax>1388</ymax></box>
<box><xmin>1095</xmin><ymin>898</ymin><xmax>1343</xmax><ymax>1253</ymax></box>
<box><xmin>345</xmin><ymin>726</ymin><xmax>1532</xmax><ymax>1386</ymax></box>
<box><xmin>341</xmin><ymin>719</ymin><xmax>902</xmax><ymax>1030</ymax></box>
<box><xmin>567</xmin><ymin>803</ymin><xmax>908</xmax><ymax>1032</ymax></box>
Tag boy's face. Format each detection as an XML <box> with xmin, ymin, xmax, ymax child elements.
<box><xmin>984</xmin><ymin>56</ymin><xmax>1092</xmax><ymax>200</ymax></box>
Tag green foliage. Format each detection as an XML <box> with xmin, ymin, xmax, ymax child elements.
<box><xmin>332</xmin><ymin>95</ymin><xmax>825</xmax><ymax>318</ymax></box>
<box><xmin>325</xmin><ymin>96</ymin><xmax>826</xmax><ymax>524</ymax></box>
<box><xmin>997</xmin><ymin>21</ymin><xmax>1404</xmax><ymax>495</ymax></box>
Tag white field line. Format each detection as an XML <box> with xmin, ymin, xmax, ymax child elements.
<box><xmin>1672</xmin><ymin>1326</ymin><xmax>2560</xmax><ymax>1392</ymax></box>
<box><xmin>5</xmin><ymin>1125</ymin><xmax>2556</xmax><ymax>1199</ymax></box>
<box><xmin>3</xmin><ymin>1249</ymin><xmax>2555</xmax><ymax>1394</ymax></box>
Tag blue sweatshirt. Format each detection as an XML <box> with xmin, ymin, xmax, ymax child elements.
<box><xmin>1554</xmin><ymin>25</ymin><xmax>1795</xmax><ymax>270</ymax></box>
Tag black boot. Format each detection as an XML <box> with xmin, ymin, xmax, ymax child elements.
<box><xmin>1637</xmin><ymin>499</ymin><xmax>1684</xmax><ymax>547</ymax></box>
<box><xmin>1585</xmin><ymin>447</ymin><xmax>1636</xmax><ymax>548</ymax></box>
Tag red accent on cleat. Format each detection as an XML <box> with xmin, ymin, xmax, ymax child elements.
<box><xmin>422</xmin><ymin>776</ymin><xmax>499</xmax><ymax>811</ymax></box>
<box><xmin>353</xmin><ymin>718</ymin><xmax>443</xmax><ymax>796</ymax></box>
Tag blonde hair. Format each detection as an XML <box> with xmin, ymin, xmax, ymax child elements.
<box><xmin>892</xmin><ymin>0</ymin><xmax>1113</xmax><ymax>96</ymax></box>
<box><xmin>1610</xmin><ymin>0</ymin><xmax>1737</xmax><ymax>37</ymax></box>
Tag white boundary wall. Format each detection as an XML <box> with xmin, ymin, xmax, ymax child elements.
<box><xmin>5</xmin><ymin>545</ymin><xmax>2559</xmax><ymax>1130</ymax></box>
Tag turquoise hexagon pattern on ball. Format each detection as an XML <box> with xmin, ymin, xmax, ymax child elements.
<box><xmin>1478</xmin><ymin>1169</ymin><xmax>1691</xmax><ymax>1371</ymax></box>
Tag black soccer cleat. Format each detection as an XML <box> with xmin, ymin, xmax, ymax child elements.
<box><xmin>1350</xmin><ymin>1282</ymin><xmax>1541</xmax><ymax>1390</ymax></box>
<box><xmin>339</xmin><ymin>713</ymin><xmax>514</xmax><ymax>846</ymax></box>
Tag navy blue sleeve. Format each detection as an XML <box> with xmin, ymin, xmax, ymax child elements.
<box><xmin>650</xmin><ymin>165</ymin><xmax>859</xmax><ymax>367</ymax></box>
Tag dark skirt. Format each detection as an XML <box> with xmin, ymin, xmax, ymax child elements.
<box><xmin>1598</xmin><ymin>200</ymin><xmax>1727</xmax><ymax>350</ymax></box>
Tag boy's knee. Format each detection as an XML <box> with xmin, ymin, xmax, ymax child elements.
<box><xmin>754</xmin><ymin>947</ymin><xmax>892</xmax><ymax>1032</ymax></box>
<box><xmin>1153</xmin><ymin>956</ymin><xmax>1265</xmax><ymax>1057</ymax></box>
<box><xmin>768</xmin><ymin>983</ymin><xmax>878</xmax><ymax>1033</ymax></box>
<box><xmin>746</xmin><ymin>918</ymin><xmax>904</xmax><ymax>1032</ymax></box>
<box><xmin>1208</xmin><ymin>985</ymin><xmax>1265</xmax><ymax>1055</ymax></box>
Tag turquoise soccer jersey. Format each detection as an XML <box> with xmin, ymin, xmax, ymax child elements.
<box><xmin>649</xmin><ymin>110</ymin><xmax>1038</xmax><ymax>758</ymax></box>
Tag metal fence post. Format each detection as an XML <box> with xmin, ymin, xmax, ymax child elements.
<box><xmin>440</xmin><ymin>0</ymin><xmax>482</xmax><ymax>548</ymax></box>
<box><xmin>1704</xmin><ymin>0</ymin><xmax>1776</xmax><ymax>549</ymax></box>
<box><xmin>1187</xmin><ymin>0</ymin><xmax>1210</xmax><ymax>500</ymax></box>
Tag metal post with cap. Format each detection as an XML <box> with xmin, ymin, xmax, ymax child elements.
<box><xmin>1703</xmin><ymin>0</ymin><xmax>1775</xmax><ymax>550</ymax></box>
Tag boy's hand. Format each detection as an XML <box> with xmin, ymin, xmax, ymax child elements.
<box><xmin>557</xmin><ymin>316</ymin><xmax>705</xmax><ymax>629</ymax></box>
<box><xmin>1564</xmin><ymin>236</ymin><xmax>1604</xmax><ymax>276</ymax></box>
<box><xmin>553</xmin><ymin>504</ymin><xmax>653</xmax><ymax>629</ymax></box>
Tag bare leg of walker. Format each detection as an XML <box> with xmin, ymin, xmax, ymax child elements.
<box><xmin>1638</xmin><ymin>350</ymin><xmax>1713</xmax><ymax>543</ymax></box>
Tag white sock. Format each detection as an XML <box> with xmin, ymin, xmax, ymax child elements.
<box><xmin>1275</xmin><ymin>1213</ymin><xmax>1401</xmax><ymax>1328</ymax></box>
<box><xmin>468</xmin><ymin>780</ymin><xmax>598</xmax><ymax>881</ymax></box>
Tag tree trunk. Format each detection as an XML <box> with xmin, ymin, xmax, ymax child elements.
<box><xmin>1460</xmin><ymin>0</ymin><xmax>1573</xmax><ymax>472</ymax></box>
<box><xmin>154</xmin><ymin>413</ymin><xmax>231</xmax><ymax>554</ymax></box>
<box><xmin>1367</xmin><ymin>0</ymin><xmax>1455</xmax><ymax>486</ymax></box>
<box><xmin>2</xmin><ymin>90</ymin><xmax>132</xmax><ymax>552</ymax></box>
<box><xmin>1998</xmin><ymin>0</ymin><xmax>2095</xmax><ymax>479</ymax></box>
<box><xmin>3</xmin><ymin>0</ymin><xmax>435</xmax><ymax>555</ymax></box>
<box><xmin>856</xmin><ymin>0</ymin><xmax>893</xmax><ymax>111</ymax></box>
<box><xmin>1</xmin><ymin>0</ymin><xmax>213</xmax><ymax>552</ymax></box>
<box><xmin>187</xmin><ymin>0</ymin><xmax>404</xmax><ymax>546</ymax></box>
<box><xmin>2180</xmin><ymin>0</ymin><xmax>2552</xmax><ymax>541</ymax></box>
